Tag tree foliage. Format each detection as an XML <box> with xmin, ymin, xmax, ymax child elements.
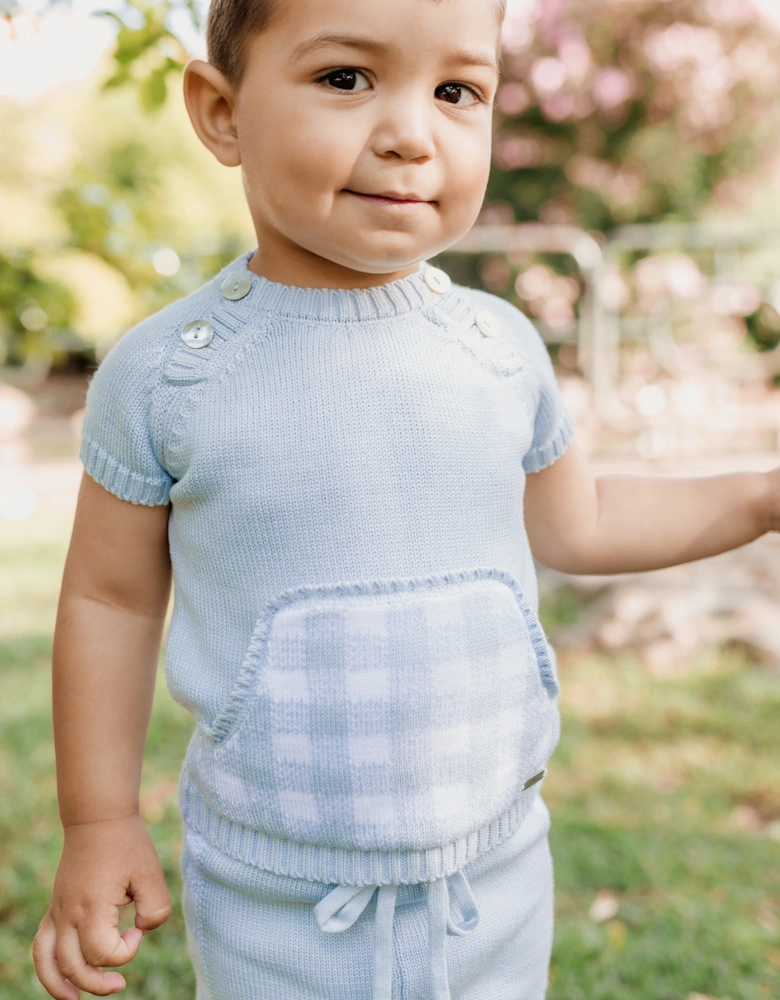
<box><xmin>3</xmin><ymin>0</ymin><xmax>780</xmax><ymax>365</ymax></box>
<box><xmin>0</xmin><ymin>249</ymin><xmax>77</xmax><ymax>366</ymax></box>
<box><xmin>2</xmin><ymin>0</ymin><xmax>199</xmax><ymax>110</ymax></box>
<box><xmin>487</xmin><ymin>0</ymin><xmax>780</xmax><ymax>231</ymax></box>
<box><xmin>95</xmin><ymin>0</ymin><xmax>199</xmax><ymax>111</ymax></box>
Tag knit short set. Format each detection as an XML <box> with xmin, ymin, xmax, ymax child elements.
<box><xmin>79</xmin><ymin>249</ymin><xmax>577</xmax><ymax>1000</ymax></box>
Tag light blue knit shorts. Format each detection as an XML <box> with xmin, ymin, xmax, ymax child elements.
<box><xmin>179</xmin><ymin>794</ymin><xmax>554</xmax><ymax>1000</ymax></box>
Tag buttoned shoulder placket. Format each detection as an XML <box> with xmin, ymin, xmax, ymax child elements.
<box><xmin>314</xmin><ymin>869</ymin><xmax>479</xmax><ymax>1000</ymax></box>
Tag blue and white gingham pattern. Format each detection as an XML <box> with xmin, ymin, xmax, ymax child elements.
<box><xmin>186</xmin><ymin>568</ymin><xmax>560</xmax><ymax>858</ymax></box>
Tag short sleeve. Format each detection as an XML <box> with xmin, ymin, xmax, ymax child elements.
<box><xmin>457</xmin><ymin>287</ymin><xmax>576</xmax><ymax>474</ymax></box>
<box><xmin>519</xmin><ymin>318</ymin><xmax>577</xmax><ymax>474</ymax></box>
<box><xmin>79</xmin><ymin>326</ymin><xmax>174</xmax><ymax>506</ymax></box>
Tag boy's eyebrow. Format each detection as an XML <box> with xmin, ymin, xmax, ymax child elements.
<box><xmin>291</xmin><ymin>33</ymin><xmax>389</xmax><ymax>60</ymax></box>
<box><xmin>290</xmin><ymin>32</ymin><xmax>499</xmax><ymax>73</ymax></box>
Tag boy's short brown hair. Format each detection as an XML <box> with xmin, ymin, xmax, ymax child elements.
<box><xmin>207</xmin><ymin>0</ymin><xmax>506</xmax><ymax>91</ymax></box>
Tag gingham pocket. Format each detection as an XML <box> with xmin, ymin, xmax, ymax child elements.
<box><xmin>188</xmin><ymin>568</ymin><xmax>560</xmax><ymax>852</ymax></box>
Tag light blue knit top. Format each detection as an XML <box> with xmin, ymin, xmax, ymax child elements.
<box><xmin>80</xmin><ymin>247</ymin><xmax>576</xmax><ymax>888</ymax></box>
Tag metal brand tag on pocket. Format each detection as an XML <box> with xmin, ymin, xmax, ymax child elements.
<box><xmin>523</xmin><ymin>768</ymin><xmax>547</xmax><ymax>790</ymax></box>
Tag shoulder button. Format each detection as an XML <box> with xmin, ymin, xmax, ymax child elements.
<box><xmin>474</xmin><ymin>310</ymin><xmax>501</xmax><ymax>338</ymax></box>
<box><xmin>220</xmin><ymin>273</ymin><xmax>252</xmax><ymax>301</ymax></box>
<box><xmin>423</xmin><ymin>266</ymin><xmax>452</xmax><ymax>294</ymax></box>
<box><xmin>180</xmin><ymin>319</ymin><xmax>214</xmax><ymax>349</ymax></box>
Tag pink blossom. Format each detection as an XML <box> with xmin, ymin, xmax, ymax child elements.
<box><xmin>493</xmin><ymin>134</ymin><xmax>546</xmax><ymax>170</ymax></box>
<box><xmin>497</xmin><ymin>82</ymin><xmax>531</xmax><ymax>116</ymax></box>
<box><xmin>645</xmin><ymin>25</ymin><xmax>722</xmax><ymax>73</ymax></box>
<box><xmin>592</xmin><ymin>67</ymin><xmax>632</xmax><ymax>109</ymax></box>
<box><xmin>565</xmin><ymin>155</ymin><xmax>615</xmax><ymax>193</ymax></box>
<box><xmin>501</xmin><ymin>5</ymin><xmax>535</xmax><ymax>54</ymax></box>
<box><xmin>598</xmin><ymin>271</ymin><xmax>632</xmax><ymax>311</ymax></box>
<box><xmin>531</xmin><ymin>56</ymin><xmax>568</xmax><ymax>95</ymax></box>
<box><xmin>557</xmin><ymin>36</ymin><xmax>592</xmax><ymax>84</ymax></box>
<box><xmin>516</xmin><ymin>265</ymin><xmax>554</xmax><ymax>299</ymax></box>
<box><xmin>542</xmin><ymin>93</ymin><xmax>575</xmax><ymax>121</ymax></box>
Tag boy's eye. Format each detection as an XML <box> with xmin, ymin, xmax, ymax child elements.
<box><xmin>320</xmin><ymin>68</ymin><xmax>371</xmax><ymax>92</ymax></box>
<box><xmin>435</xmin><ymin>83</ymin><xmax>482</xmax><ymax>107</ymax></box>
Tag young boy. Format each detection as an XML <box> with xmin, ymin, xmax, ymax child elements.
<box><xmin>32</xmin><ymin>0</ymin><xmax>780</xmax><ymax>998</ymax></box>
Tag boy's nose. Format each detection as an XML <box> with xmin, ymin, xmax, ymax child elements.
<box><xmin>371</xmin><ymin>94</ymin><xmax>436</xmax><ymax>162</ymax></box>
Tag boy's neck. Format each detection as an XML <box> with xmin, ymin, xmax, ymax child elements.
<box><xmin>246</xmin><ymin>240</ymin><xmax>421</xmax><ymax>291</ymax></box>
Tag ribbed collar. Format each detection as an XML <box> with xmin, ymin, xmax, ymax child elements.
<box><xmin>211</xmin><ymin>248</ymin><xmax>458</xmax><ymax>323</ymax></box>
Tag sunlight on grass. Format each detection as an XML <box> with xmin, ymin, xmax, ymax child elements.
<box><xmin>0</xmin><ymin>512</ymin><xmax>195</xmax><ymax>999</ymax></box>
<box><xmin>541</xmin><ymin>590</ymin><xmax>780</xmax><ymax>1000</ymax></box>
<box><xmin>0</xmin><ymin>513</ymin><xmax>778</xmax><ymax>999</ymax></box>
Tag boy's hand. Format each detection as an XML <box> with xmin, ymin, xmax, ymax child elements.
<box><xmin>32</xmin><ymin>815</ymin><xmax>172</xmax><ymax>1000</ymax></box>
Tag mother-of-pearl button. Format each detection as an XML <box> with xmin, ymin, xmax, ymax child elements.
<box><xmin>221</xmin><ymin>273</ymin><xmax>252</xmax><ymax>301</ymax></box>
<box><xmin>474</xmin><ymin>310</ymin><xmax>501</xmax><ymax>338</ymax></box>
<box><xmin>423</xmin><ymin>266</ymin><xmax>451</xmax><ymax>294</ymax></box>
<box><xmin>181</xmin><ymin>319</ymin><xmax>214</xmax><ymax>349</ymax></box>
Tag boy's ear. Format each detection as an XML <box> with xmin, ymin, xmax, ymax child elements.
<box><xmin>183</xmin><ymin>59</ymin><xmax>242</xmax><ymax>168</ymax></box>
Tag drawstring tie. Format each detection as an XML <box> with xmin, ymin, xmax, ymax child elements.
<box><xmin>314</xmin><ymin>871</ymin><xmax>479</xmax><ymax>1000</ymax></box>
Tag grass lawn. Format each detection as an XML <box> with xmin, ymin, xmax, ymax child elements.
<box><xmin>1</xmin><ymin>509</ymin><xmax>778</xmax><ymax>1000</ymax></box>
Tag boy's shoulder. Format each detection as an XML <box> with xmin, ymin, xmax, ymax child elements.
<box><xmin>450</xmin><ymin>282</ymin><xmax>553</xmax><ymax>370</ymax></box>
<box><xmin>101</xmin><ymin>270</ymin><xmax>221</xmax><ymax>366</ymax></box>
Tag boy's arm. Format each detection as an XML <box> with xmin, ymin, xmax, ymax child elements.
<box><xmin>53</xmin><ymin>471</ymin><xmax>172</xmax><ymax>826</ymax></box>
<box><xmin>33</xmin><ymin>471</ymin><xmax>173</xmax><ymax>1000</ymax></box>
<box><xmin>523</xmin><ymin>439</ymin><xmax>776</xmax><ymax>576</ymax></box>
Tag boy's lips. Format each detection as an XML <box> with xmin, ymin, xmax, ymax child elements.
<box><xmin>345</xmin><ymin>189</ymin><xmax>435</xmax><ymax>209</ymax></box>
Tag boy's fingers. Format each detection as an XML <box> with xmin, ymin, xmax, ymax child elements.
<box><xmin>55</xmin><ymin>924</ymin><xmax>126</xmax><ymax>997</ymax></box>
<box><xmin>32</xmin><ymin>912</ymin><xmax>81</xmax><ymax>1000</ymax></box>
<box><xmin>130</xmin><ymin>878</ymin><xmax>173</xmax><ymax>932</ymax></box>
<box><xmin>79</xmin><ymin>908</ymin><xmax>142</xmax><ymax>969</ymax></box>
<box><xmin>121</xmin><ymin>926</ymin><xmax>144</xmax><ymax>951</ymax></box>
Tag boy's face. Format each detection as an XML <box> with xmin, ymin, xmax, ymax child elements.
<box><xmin>189</xmin><ymin>0</ymin><xmax>501</xmax><ymax>287</ymax></box>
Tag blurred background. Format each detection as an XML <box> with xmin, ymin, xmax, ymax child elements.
<box><xmin>1</xmin><ymin>0</ymin><xmax>779</xmax><ymax>997</ymax></box>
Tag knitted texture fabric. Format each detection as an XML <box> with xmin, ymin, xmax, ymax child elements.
<box><xmin>180</xmin><ymin>794</ymin><xmax>555</xmax><ymax>1000</ymax></box>
<box><xmin>79</xmin><ymin>248</ymin><xmax>576</xmax><ymax>886</ymax></box>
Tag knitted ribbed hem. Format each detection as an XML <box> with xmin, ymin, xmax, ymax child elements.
<box><xmin>179</xmin><ymin>775</ymin><xmax>543</xmax><ymax>887</ymax></box>
<box><xmin>80</xmin><ymin>432</ymin><xmax>172</xmax><ymax>506</ymax></box>
<box><xmin>522</xmin><ymin>406</ymin><xmax>576</xmax><ymax>474</ymax></box>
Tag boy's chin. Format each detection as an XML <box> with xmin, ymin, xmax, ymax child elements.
<box><xmin>324</xmin><ymin>242</ymin><xmax>455</xmax><ymax>276</ymax></box>
<box><xmin>341</xmin><ymin>258</ymin><xmax>425</xmax><ymax>276</ymax></box>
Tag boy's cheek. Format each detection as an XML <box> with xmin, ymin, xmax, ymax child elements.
<box><xmin>242</xmin><ymin>124</ymin><xmax>357</xmax><ymax>195</ymax></box>
<box><xmin>441</xmin><ymin>153</ymin><xmax>492</xmax><ymax>219</ymax></box>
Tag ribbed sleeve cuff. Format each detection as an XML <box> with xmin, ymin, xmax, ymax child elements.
<box><xmin>79</xmin><ymin>432</ymin><xmax>172</xmax><ymax>506</ymax></box>
<box><xmin>522</xmin><ymin>406</ymin><xmax>576</xmax><ymax>474</ymax></box>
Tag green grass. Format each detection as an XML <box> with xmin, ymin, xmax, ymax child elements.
<box><xmin>541</xmin><ymin>587</ymin><xmax>780</xmax><ymax>1000</ymax></box>
<box><xmin>1</xmin><ymin>515</ymin><xmax>779</xmax><ymax>999</ymax></box>
<box><xmin>0</xmin><ymin>513</ymin><xmax>195</xmax><ymax>1000</ymax></box>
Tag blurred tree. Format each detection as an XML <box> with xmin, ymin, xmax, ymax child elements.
<box><xmin>465</xmin><ymin>0</ymin><xmax>780</xmax><ymax>335</ymax></box>
<box><xmin>0</xmin><ymin>62</ymin><xmax>251</xmax><ymax>367</ymax></box>
<box><xmin>1</xmin><ymin>0</ymin><xmax>199</xmax><ymax>111</ymax></box>
<box><xmin>51</xmin><ymin>130</ymin><xmax>248</xmax><ymax>318</ymax></box>
<box><xmin>3</xmin><ymin>0</ymin><xmax>780</xmax><ymax>361</ymax></box>
<box><xmin>43</xmin><ymin>104</ymin><xmax>249</xmax><ymax>348</ymax></box>
<box><xmin>0</xmin><ymin>249</ymin><xmax>78</xmax><ymax>367</ymax></box>
<box><xmin>54</xmin><ymin>140</ymin><xmax>169</xmax><ymax>289</ymax></box>
<box><xmin>488</xmin><ymin>0</ymin><xmax>780</xmax><ymax>232</ymax></box>
<box><xmin>96</xmin><ymin>0</ymin><xmax>199</xmax><ymax>112</ymax></box>
<box><xmin>5</xmin><ymin>0</ymin><xmax>778</xmax><ymax>217</ymax></box>
<box><xmin>745</xmin><ymin>301</ymin><xmax>780</xmax><ymax>353</ymax></box>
